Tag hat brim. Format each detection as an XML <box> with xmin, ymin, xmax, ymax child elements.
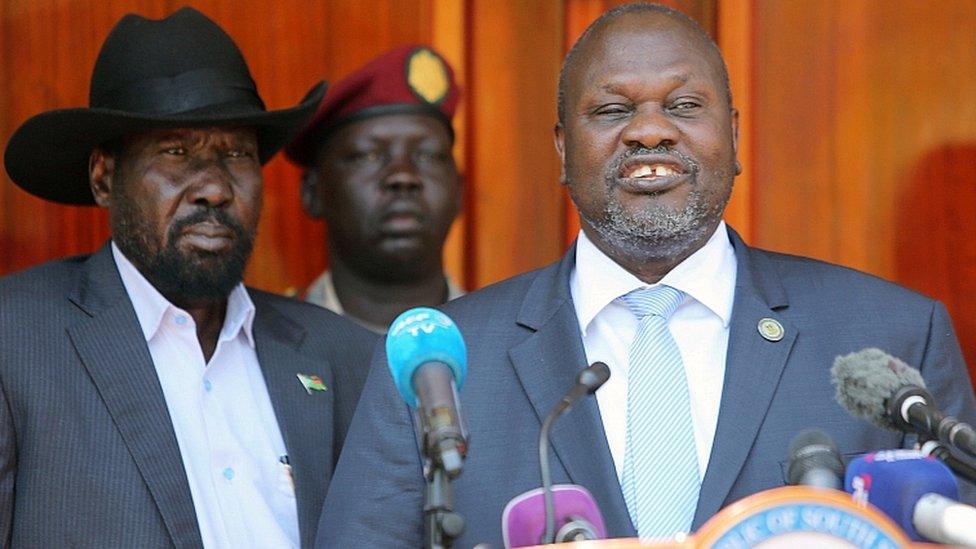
<box><xmin>3</xmin><ymin>81</ymin><xmax>326</xmax><ymax>205</ymax></box>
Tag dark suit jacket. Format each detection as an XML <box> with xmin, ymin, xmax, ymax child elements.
<box><xmin>317</xmin><ymin>227</ymin><xmax>976</xmax><ymax>548</ymax></box>
<box><xmin>0</xmin><ymin>243</ymin><xmax>378</xmax><ymax>548</ymax></box>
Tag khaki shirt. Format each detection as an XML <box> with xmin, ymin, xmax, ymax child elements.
<box><xmin>305</xmin><ymin>270</ymin><xmax>465</xmax><ymax>333</ymax></box>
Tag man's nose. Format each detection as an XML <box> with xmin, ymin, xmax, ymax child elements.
<box><xmin>187</xmin><ymin>162</ymin><xmax>235</xmax><ymax>207</ymax></box>
<box><xmin>620</xmin><ymin>106</ymin><xmax>680</xmax><ymax>150</ymax></box>
<box><xmin>382</xmin><ymin>153</ymin><xmax>423</xmax><ymax>194</ymax></box>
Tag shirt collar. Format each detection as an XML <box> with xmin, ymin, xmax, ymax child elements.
<box><xmin>222</xmin><ymin>283</ymin><xmax>256</xmax><ymax>348</ymax></box>
<box><xmin>571</xmin><ymin>221</ymin><xmax>737</xmax><ymax>335</ymax></box>
<box><xmin>111</xmin><ymin>241</ymin><xmax>255</xmax><ymax>347</ymax></box>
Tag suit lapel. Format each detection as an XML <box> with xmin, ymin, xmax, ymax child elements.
<box><xmin>693</xmin><ymin>229</ymin><xmax>797</xmax><ymax>526</ymax></box>
<box><xmin>507</xmin><ymin>248</ymin><xmax>637</xmax><ymax>538</ymax></box>
<box><xmin>251</xmin><ymin>297</ymin><xmax>332</xmax><ymax>549</ymax></box>
<box><xmin>66</xmin><ymin>244</ymin><xmax>202</xmax><ymax>548</ymax></box>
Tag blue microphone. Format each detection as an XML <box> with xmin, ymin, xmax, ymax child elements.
<box><xmin>845</xmin><ymin>450</ymin><xmax>974</xmax><ymax>543</ymax></box>
<box><xmin>387</xmin><ymin>307</ymin><xmax>468</xmax><ymax>476</ymax></box>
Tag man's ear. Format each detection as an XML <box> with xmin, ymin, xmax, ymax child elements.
<box><xmin>301</xmin><ymin>169</ymin><xmax>324</xmax><ymax>218</ymax></box>
<box><xmin>89</xmin><ymin>149</ymin><xmax>115</xmax><ymax>208</ymax></box>
<box><xmin>554</xmin><ymin>123</ymin><xmax>567</xmax><ymax>185</ymax></box>
<box><xmin>731</xmin><ymin>108</ymin><xmax>742</xmax><ymax>176</ymax></box>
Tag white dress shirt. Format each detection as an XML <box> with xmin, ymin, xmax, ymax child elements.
<box><xmin>112</xmin><ymin>243</ymin><xmax>299</xmax><ymax>548</ymax></box>
<box><xmin>569</xmin><ymin>222</ymin><xmax>737</xmax><ymax>481</ymax></box>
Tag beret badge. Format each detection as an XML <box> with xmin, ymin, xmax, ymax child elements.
<box><xmin>407</xmin><ymin>47</ymin><xmax>450</xmax><ymax>105</ymax></box>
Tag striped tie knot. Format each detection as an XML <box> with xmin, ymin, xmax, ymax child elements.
<box><xmin>621</xmin><ymin>285</ymin><xmax>685</xmax><ymax>320</ymax></box>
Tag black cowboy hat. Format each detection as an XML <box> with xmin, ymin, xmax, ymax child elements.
<box><xmin>3</xmin><ymin>7</ymin><xmax>326</xmax><ymax>205</ymax></box>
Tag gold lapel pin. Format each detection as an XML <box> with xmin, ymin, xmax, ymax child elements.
<box><xmin>758</xmin><ymin>318</ymin><xmax>785</xmax><ymax>342</ymax></box>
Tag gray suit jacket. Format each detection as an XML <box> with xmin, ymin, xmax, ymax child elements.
<box><xmin>0</xmin><ymin>243</ymin><xmax>378</xmax><ymax>548</ymax></box>
<box><xmin>317</xmin><ymin>227</ymin><xmax>976</xmax><ymax>548</ymax></box>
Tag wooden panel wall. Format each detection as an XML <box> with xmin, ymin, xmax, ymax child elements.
<box><xmin>748</xmin><ymin>0</ymin><xmax>976</xmax><ymax>377</ymax></box>
<box><xmin>464</xmin><ymin>0</ymin><xmax>565</xmax><ymax>288</ymax></box>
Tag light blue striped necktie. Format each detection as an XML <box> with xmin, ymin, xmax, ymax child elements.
<box><xmin>620</xmin><ymin>285</ymin><xmax>700</xmax><ymax>540</ymax></box>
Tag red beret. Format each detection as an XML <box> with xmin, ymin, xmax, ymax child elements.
<box><xmin>286</xmin><ymin>44</ymin><xmax>459</xmax><ymax>166</ymax></box>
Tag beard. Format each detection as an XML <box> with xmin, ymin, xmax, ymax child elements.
<box><xmin>111</xmin><ymin>195</ymin><xmax>255</xmax><ymax>303</ymax></box>
<box><xmin>575</xmin><ymin>144</ymin><xmax>734</xmax><ymax>261</ymax></box>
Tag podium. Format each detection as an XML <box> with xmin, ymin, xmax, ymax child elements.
<box><xmin>526</xmin><ymin>486</ymin><xmax>925</xmax><ymax>548</ymax></box>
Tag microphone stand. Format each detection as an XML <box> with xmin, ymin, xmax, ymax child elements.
<box><xmin>539</xmin><ymin>362</ymin><xmax>611</xmax><ymax>544</ymax></box>
<box><xmin>414</xmin><ymin>406</ymin><xmax>465</xmax><ymax>549</ymax></box>
<box><xmin>424</xmin><ymin>463</ymin><xmax>464</xmax><ymax>549</ymax></box>
<box><xmin>889</xmin><ymin>386</ymin><xmax>976</xmax><ymax>459</ymax></box>
<box><xmin>919</xmin><ymin>437</ymin><xmax>976</xmax><ymax>485</ymax></box>
<box><xmin>539</xmin><ymin>408</ymin><xmax>560</xmax><ymax>544</ymax></box>
<box><xmin>411</xmin><ymin>365</ymin><xmax>468</xmax><ymax>549</ymax></box>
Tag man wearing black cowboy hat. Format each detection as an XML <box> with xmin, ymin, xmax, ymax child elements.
<box><xmin>0</xmin><ymin>7</ymin><xmax>376</xmax><ymax>548</ymax></box>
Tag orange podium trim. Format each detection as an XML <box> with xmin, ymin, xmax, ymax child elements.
<box><xmin>693</xmin><ymin>486</ymin><xmax>912</xmax><ymax>547</ymax></box>
<box><xmin>522</xmin><ymin>486</ymin><xmax>921</xmax><ymax>548</ymax></box>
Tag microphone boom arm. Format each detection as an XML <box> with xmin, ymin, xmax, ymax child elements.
<box><xmin>539</xmin><ymin>396</ymin><xmax>578</xmax><ymax>545</ymax></box>
<box><xmin>889</xmin><ymin>386</ymin><xmax>976</xmax><ymax>459</ymax></box>
<box><xmin>538</xmin><ymin>362</ymin><xmax>610</xmax><ymax>544</ymax></box>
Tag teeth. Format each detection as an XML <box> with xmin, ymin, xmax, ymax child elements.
<box><xmin>628</xmin><ymin>164</ymin><xmax>678</xmax><ymax>178</ymax></box>
<box><xmin>631</xmin><ymin>165</ymin><xmax>654</xmax><ymax>178</ymax></box>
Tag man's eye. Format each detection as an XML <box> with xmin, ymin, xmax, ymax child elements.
<box><xmin>226</xmin><ymin>149</ymin><xmax>254</xmax><ymax>159</ymax></box>
<box><xmin>346</xmin><ymin>151</ymin><xmax>383</xmax><ymax>164</ymax></box>
<box><xmin>594</xmin><ymin>104</ymin><xmax>630</xmax><ymax>116</ymax></box>
<box><xmin>163</xmin><ymin>147</ymin><xmax>187</xmax><ymax>155</ymax></box>
<box><xmin>670</xmin><ymin>100</ymin><xmax>702</xmax><ymax>112</ymax></box>
<box><xmin>416</xmin><ymin>150</ymin><xmax>449</xmax><ymax>164</ymax></box>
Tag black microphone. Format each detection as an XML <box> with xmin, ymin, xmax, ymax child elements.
<box><xmin>786</xmin><ymin>428</ymin><xmax>845</xmax><ymax>490</ymax></box>
<box><xmin>540</xmin><ymin>362</ymin><xmax>610</xmax><ymax>544</ymax></box>
<box><xmin>831</xmin><ymin>348</ymin><xmax>976</xmax><ymax>459</ymax></box>
<box><xmin>919</xmin><ymin>438</ymin><xmax>976</xmax><ymax>485</ymax></box>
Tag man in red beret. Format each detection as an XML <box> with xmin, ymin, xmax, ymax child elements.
<box><xmin>286</xmin><ymin>45</ymin><xmax>464</xmax><ymax>333</ymax></box>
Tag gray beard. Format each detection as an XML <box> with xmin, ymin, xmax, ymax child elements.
<box><xmin>576</xmin><ymin>174</ymin><xmax>732</xmax><ymax>262</ymax></box>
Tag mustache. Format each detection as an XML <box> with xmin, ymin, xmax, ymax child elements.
<box><xmin>169</xmin><ymin>208</ymin><xmax>248</xmax><ymax>242</ymax></box>
<box><xmin>607</xmin><ymin>144</ymin><xmax>700</xmax><ymax>177</ymax></box>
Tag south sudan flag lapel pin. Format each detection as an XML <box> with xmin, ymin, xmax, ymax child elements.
<box><xmin>297</xmin><ymin>373</ymin><xmax>327</xmax><ymax>394</ymax></box>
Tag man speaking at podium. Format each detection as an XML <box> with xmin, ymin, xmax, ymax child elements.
<box><xmin>319</xmin><ymin>3</ymin><xmax>976</xmax><ymax>547</ymax></box>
